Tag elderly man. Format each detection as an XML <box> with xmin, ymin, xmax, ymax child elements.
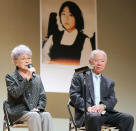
<box><xmin>5</xmin><ymin>44</ymin><xmax>53</xmax><ymax>131</ymax></box>
<box><xmin>70</xmin><ymin>49</ymin><xmax>134</xmax><ymax>131</ymax></box>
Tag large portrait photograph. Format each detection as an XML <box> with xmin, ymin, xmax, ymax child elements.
<box><xmin>41</xmin><ymin>0</ymin><xmax>97</xmax><ymax>92</ymax></box>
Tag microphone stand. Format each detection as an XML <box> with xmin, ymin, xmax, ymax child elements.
<box><xmin>82</xmin><ymin>71</ymin><xmax>87</xmax><ymax>126</ymax></box>
<box><xmin>75</xmin><ymin>66</ymin><xmax>95</xmax><ymax>127</ymax></box>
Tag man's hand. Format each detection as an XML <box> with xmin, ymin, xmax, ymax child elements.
<box><xmin>96</xmin><ymin>104</ymin><xmax>105</xmax><ymax>114</ymax></box>
<box><xmin>87</xmin><ymin>106</ymin><xmax>97</xmax><ymax>113</ymax></box>
<box><xmin>87</xmin><ymin>104</ymin><xmax>105</xmax><ymax>114</ymax></box>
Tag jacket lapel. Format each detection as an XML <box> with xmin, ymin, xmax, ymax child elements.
<box><xmin>100</xmin><ymin>75</ymin><xmax>107</xmax><ymax>100</ymax></box>
<box><xmin>86</xmin><ymin>71</ymin><xmax>95</xmax><ymax>104</ymax></box>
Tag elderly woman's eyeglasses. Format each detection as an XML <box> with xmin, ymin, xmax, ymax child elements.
<box><xmin>19</xmin><ymin>57</ymin><xmax>32</xmax><ymax>61</ymax></box>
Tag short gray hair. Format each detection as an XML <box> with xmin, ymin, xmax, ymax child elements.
<box><xmin>11</xmin><ymin>44</ymin><xmax>32</xmax><ymax>60</ymax></box>
<box><xmin>89</xmin><ymin>49</ymin><xmax>107</xmax><ymax>62</ymax></box>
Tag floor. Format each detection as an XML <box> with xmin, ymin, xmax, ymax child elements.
<box><xmin>1</xmin><ymin>118</ymin><xmax>134</xmax><ymax>131</ymax></box>
<box><xmin>2</xmin><ymin>118</ymin><xmax>69</xmax><ymax>131</ymax></box>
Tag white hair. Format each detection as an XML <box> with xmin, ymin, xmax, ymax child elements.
<box><xmin>89</xmin><ymin>49</ymin><xmax>107</xmax><ymax>62</ymax></box>
<box><xmin>11</xmin><ymin>44</ymin><xmax>32</xmax><ymax>60</ymax></box>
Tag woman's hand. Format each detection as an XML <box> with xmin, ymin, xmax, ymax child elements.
<box><xmin>26</xmin><ymin>67</ymin><xmax>36</xmax><ymax>81</ymax></box>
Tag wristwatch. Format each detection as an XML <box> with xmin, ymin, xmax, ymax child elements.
<box><xmin>103</xmin><ymin>104</ymin><xmax>106</xmax><ymax>109</ymax></box>
<box><xmin>101</xmin><ymin>104</ymin><xmax>106</xmax><ymax>115</ymax></box>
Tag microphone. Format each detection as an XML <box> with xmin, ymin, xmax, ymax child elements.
<box><xmin>28</xmin><ymin>64</ymin><xmax>36</xmax><ymax>77</ymax></box>
<box><xmin>75</xmin><ymin>65</ymin><xmax>95</xmax><ymax>74</ymax></box>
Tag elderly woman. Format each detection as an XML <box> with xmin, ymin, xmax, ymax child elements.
<box><xmin>5</xmin><ymin>44</ymin><xmax>53</xmax><ymax>131</ymax></box>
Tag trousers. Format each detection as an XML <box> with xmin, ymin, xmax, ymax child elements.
<box><xmin>17</xmin><ymin>111</ymin><xmax>53</xmax><ymax>131</ymax></box>
<box><xmin>86</xmin><ymin>112</ymin><xmax>134</xmax><ymax>131</ymax></box>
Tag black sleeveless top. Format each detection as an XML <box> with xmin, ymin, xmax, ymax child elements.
<box><xmin>49</xmin><ymin>31</ymin><xmax>87</xmax><ymax>60</ymax></box>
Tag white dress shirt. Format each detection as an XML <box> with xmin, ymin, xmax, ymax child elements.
<box><xmin>92</xmin><ymin>71</ymin><xmax>101</xmax><ymax>105</ymax></box>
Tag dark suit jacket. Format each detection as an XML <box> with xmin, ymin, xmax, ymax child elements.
<box><xmin>69</xmin><ymin>70</ymin><xmax>117</xmax><ymax>128</ymax></box>
<box><xmin>5</xmin><ymin>70</ymin><xmax>46</xmax><ymax>124</ymax></box>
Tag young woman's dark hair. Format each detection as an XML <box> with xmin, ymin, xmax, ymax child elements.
<box><xmin>47</xmin><ymin>12</ymin><xmax>59</xmax><ymax>38</ymax></box>
<box><xmin>59</xmin><ymin>1</ymin><xmax>84</xmax><ymax>32</ymax></box>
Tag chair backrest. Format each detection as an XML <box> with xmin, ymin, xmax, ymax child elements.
<box><xmin>3</xmin><ymin>100</ymin><xmax>12</xmax><ymax>126</ymax></box>
<box><xmin>3</xmin><ymin>99</ymin><xmax>28</xmax><ymax>131</ymax></box>
<box><xmin>67</xmin><ymin>99</ymin><xmax>86</xmax><ymax>131</ymax></box>
<box><xmin>67</xmin><ymin>100</ymin><xmax>76</xmax><ymax>123</ymax></box>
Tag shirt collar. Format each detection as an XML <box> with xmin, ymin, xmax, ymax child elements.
<box><xmin>92</xmin><ymin>71</ymin><xmax>101</xmax><ymax>78</ymax></box>
<box><xmin>15</xmin><ymin>69</ymin><xmax>24</xmax><ymax>81</ymax></box>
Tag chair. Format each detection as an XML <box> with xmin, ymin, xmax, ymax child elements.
<box><xmin>3</xmin><ymin>99</ymin><xmax>28</xmax><ymax>131</ymax></box>
<box><xmin>67</xmin><ymin>99</ymin><xmax>85</xmax><ymax>131</ymax></box>
<box><xmin>67</xmin><ymin>99</ymin><xmax>119</xmax><ymax>131</ymax></box>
